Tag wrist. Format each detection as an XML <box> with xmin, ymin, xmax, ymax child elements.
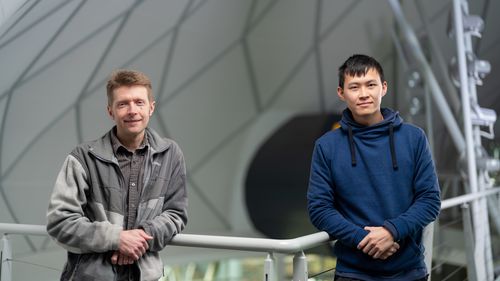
<box><xmin>382</xmin><ymin>221</ymin><xmax>398</xmax><ymax>241</ymax></box>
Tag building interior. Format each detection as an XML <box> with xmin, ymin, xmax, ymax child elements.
<box><xmin>0</xmin><ymin>0</ymin><xmax>500</xmax><ymax>280</ymax></box>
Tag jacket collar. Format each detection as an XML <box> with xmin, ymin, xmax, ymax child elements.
<box><xmin>88</xmin><ymin>127</ymin><xmax>172</xmax><ymax>162</ymax></box>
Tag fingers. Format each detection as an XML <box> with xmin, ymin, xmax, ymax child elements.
<box><xmin>376</xmin><ymin>242</ymin><xmax>400</xmax><ymax>260</ymax></box>
<box><xmin>119</xmin><ymin>229</ymin><xmax>153</xmax><ymax>258</ymax></box>
<box><xmin>111</xmin><ymin>251</ymin><xmax>119</xmax><ymax>264</ymax></box>
<box><xmin>116</xmin><ymin>253</ymin><xmax>136</xmax><ymax>265</ymax></box>
<box><xmin>139</xmin><ymin>230</ymin><xmax>153</xmax><ymax>240</ymax></box>
<box><xmin>372</xmin><ymin>248</ymin><xmax>382</xmax><ymax>259</ymax></box>
<box><xmin>357</xmin><ymin>233</ymin><xmax>370</xmax><ymax>250</ymax></box>
<box><xmin>364</xmin><ymin>226</ymin><xmax>376</xmax><ymax>232</ymax></box>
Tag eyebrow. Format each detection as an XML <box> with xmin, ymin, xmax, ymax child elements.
<box><xmin>347</xmin><ymin>79</ymin><xmax>378</xmax><ymax>86</ymax></box>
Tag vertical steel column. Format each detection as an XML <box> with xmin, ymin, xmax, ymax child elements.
<box><xmin>422</xmin><ymin>222</ymin><xmax>434</xmax><ymax>277</ymax></box>
<box><xmin>1</xmin><ymin>235</ymin><xmax>12</xmax><ymax>281</ymax></box>
<box><xmin>263</xmin><ymin>253</ymin><xmax>275</xmax><ymax>281</ymax></box>
<box><xmin>387</xmin><ymin>0</ymin><xmax>465</xmax><ymax>152</ymax></box>
<box><xmin>292</xmin><ymin>252</ymin><xmax>307</xmax><ymax>281</ymax></box>
<box><xmin>462</xmin><ymin>204</ymin><xmax>477</xmax><ymax>281</ymax></box>
<box><xmin>452</xmin><ymin>0</ymin><xmax>493</xmax><ymax>279</ymax></box>
<box><xmin>423</xmin><ymin>82</ymin><xmax>435</xmax><ymax>280</ymax></box>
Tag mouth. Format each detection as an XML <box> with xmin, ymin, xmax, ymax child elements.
<box><xmin>357</xmin><ymin>102</ymin><xmax>372</xmax><ymax>107</ymax></box>
<box><xmin>125</xmin><ymin>119</ymin><xmax>142</xmax><ymax>124</ymax></box>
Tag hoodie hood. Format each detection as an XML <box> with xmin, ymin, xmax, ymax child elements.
<box><xmin>340</xmin><ymin>108</ymin><xmax>403</xmax><ymax>169</ymax></box>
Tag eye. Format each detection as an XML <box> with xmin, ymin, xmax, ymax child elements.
<box><xmin>136</xmin><ymin>100</ymin><xmax>145</xmax><ymax>106</ymax></box>
<box><xmin>349</xmin><ymin>86</ymin><xmax>358</xmax><ymax>90</ymax></box>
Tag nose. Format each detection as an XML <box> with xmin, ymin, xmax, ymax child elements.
<box><xmin>127</xmin><ymin>103</ymin><xmax>138</xmax><ymax>114</ymax></box>
<box><xmin>359</xmin><ymin>87</ymin><xmax>369</xmax><ymax>98</ymax></box>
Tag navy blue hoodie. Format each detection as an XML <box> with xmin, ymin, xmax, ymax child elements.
<box><xmin>307</xmin><ymin>108</ymin><xmax>440</xmax><ymax>277</ymax></box>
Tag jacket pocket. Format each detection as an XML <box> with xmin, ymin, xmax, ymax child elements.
<box><xmin>136</xmin><ymin>197</ymin><xmax>165</xmax><ymax>223</ymax></box>
<box><xmin>69</xmin><ymin>253</ymin><xmax>117</xmax><ymax>281</ymax></box>
<box><xmin>138</xmin><ymin>252</ymin><xmax>163</xmax><ymax>281</ymax></box>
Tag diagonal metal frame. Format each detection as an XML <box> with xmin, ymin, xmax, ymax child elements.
<box><xmin>313</xmin><ymin>0</ymin><xmax>326</xmax><ymax>113</ymax></box>
<box><xmin>0</xmin><ymin>0</ymin><xmax>409</xmax><ymax>253</ymax></box>
<box><xmin>0</xmin><ymin>0</ymin><xmax>72</xmax><ymax>49</ymax></box>
<box><xmin>0</xmin><ymin>0</ymin><xmax>42</xmax><ymax>43</ymax></box>
<box><xmin>74</xmin><ymin>0</ymin><xmax>144</xmax><ymax>143</ymax></box>
<box><xmin>0</xmin><ymin>0</ymin><xmax>86</xmax><ymax>252</ymax></box>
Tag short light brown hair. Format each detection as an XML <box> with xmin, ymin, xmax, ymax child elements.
<box><xmin>106</xmin><ymin>69</ymin><xmax>153</xmax><ymax>105</ymax></box>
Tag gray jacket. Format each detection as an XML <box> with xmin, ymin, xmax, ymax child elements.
<box><xmin>47</xmin><ymin>128</ymin><xmax>188</xmax><ymax>281</ymax></box>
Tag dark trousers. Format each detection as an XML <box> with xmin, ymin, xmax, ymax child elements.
<box><xmin>334</xmin><ymin>275</ymin><xmax>428</xmax><ymax>281</ymax></box>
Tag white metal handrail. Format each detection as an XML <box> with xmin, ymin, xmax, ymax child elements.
<box><xmin>170</xmin><ymin>232</ymin><xmax>330</xmax><ymax>254</ymax></box>
<box><xmin>441</xmin><ymin>187</ymin><xmax>500</xmax><ymax>210</ymax></box>
<box><xmin>0</xmin><ymin>222</ymin><xmax>330</xmax><ymax>254</ymax></box>
<box><xmin>0</xmin><ymin>224</ymin><xmax>330</xmax><ymax>281</ymax></box>
<box><xmin>2</xmin><ymin>187</ymin><xmax>500</xmax><ymax>281</ymax></box>
<box><xmin>0</xmin><ymin>224</ymin><xmax>46</xmax><ymax>236</ymax></box>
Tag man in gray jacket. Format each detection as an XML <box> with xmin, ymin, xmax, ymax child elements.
<box><xmin>47</xmin><ymin>70</ymin><xmax>188</xmax><ymax>281</ymax></box>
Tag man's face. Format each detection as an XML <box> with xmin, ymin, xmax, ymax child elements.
<box><xmin>107</xmin><ymin>85</ymin><xmax>155</xmax><ymax>140</ymax></box>
<box><xmin>337</xmin><ymin>68</ymin><xmax>387</xmax><ymax>125</ymax></box>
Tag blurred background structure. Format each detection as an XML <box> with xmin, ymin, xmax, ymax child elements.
<box><xmin>1</xmin><ymin>0</ymin><xmax>500</xmax><ymax>280</ymax></box>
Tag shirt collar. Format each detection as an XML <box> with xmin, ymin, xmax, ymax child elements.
<box><xmin>111</xmin><ymin>127</ymin><xmax>149</xmax><ymax>154</ymax></box>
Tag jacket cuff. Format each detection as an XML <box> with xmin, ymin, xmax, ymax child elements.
<box><xmin>109</xmin><ymin>225</ymin><xmax>123</xmax><ymax>250</ymax></box>
<box><xmin>383</xmin><ymin>221</ymin><xmax>399</xmax><ymax>241</ymax></box>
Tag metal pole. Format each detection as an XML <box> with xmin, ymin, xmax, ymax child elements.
<box><xmin>292</xmin><ymin>251</ymin><xmax>307</xmax><ymax>281</ymax></box>
<box><xmin>452</xmin><ymin>0</ymin><xmax>492</xmax><ymax>279</ymax></box>
<box><xmin>422</xmin><ymin>222</ymin><xmax>434</xmax><ymax>278</ymax></box>
<box><xmin>424</xmin><ymin>83</ymin><xmax>434</xmax><ymax>154</ymax></box>
<box><xmin>462</xmin><ymin>204</ymin><xmax>477</xmax><ymax>281</ymax></box>
<box><xmin>263</xmin><ymin>253</ymin><xmax>275</xmax><ymax>281</ymax></box>
<box><xmin>414</xmin><ymin>0</ymin><xmax>461</xmax><ymax>115</ymax></box>
<box><xmin>387</xmin><ymin>0</ymin><xmax>466</xmax><ymax>153</ymax></box>
<box><xmin>1</xmin><ymin>235</ymin><xmax>12</xmax><ymax>281</ymax></box>
<box><xmin>422</xmin><ymin>82</ymin><xmax>435</xmax><ymax>280</ymax></box>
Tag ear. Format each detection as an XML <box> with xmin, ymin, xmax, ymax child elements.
<box><xmin>381</xmin><ymin>81</ymin><xmax>388</xmax><ymax>97</ymax></box>
<box><xmin>337</xmin><ymin>86</ymin><xmax>345</xmax><ymax>101</ymax></box>
<box><xmin>107</xmin><ymin>105</ymin><xmax>114</xmax><ymax>120</ymax></box>
<box><xmin>149</xmin><ymin>100</ymin><xmax>155</xmax><ymax>116</ymax></box>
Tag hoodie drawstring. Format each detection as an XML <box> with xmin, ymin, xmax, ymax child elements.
<box><xmin>347</xmin><ymin>124</ymin><xmax>399</xmax><ymax>170</ymax></box>
<box><xmin>389</xmin><ymin>124</ymin><xmax>398</xmax><ymax>170</ymax></box>
<box><xmin>348</xmin><ymin>126</ymin><xmax>356</xmax><ymax>166</ymax></box>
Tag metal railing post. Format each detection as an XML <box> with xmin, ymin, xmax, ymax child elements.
<box><xmin>263</xmin><ymin>252</ymin><xmax>275</xmax><ymax>281</ymax></box>
<box><xmin>422</xmin><ymin>222</ymin><xmax>434</xmax><ymax>278</ymax></box>
<box><xmin>462</xmin><ymin>203</ymin><xmax>477</xmax><ymax>281</ymax></box>
<box><xmin>292</xmin><ymin>251</ymin><xmax>307</xmax><ymax>281</ymax></box>
<box><xmin>1</xmin><ymin>234</ymin><xmax>12</xmax><ymax>281</ymax></box>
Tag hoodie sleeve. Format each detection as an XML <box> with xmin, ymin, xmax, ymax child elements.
<box><xmin>383</xmin><ymin>130</ymin><xmax>441</xmax><ymax>241</ymax></box>
<box><xmin>138</xmin><ymin>143</ymin><xmax>188</xmax><ymax>252</ymax></box>
<box><xmin>307</xmin><ymin>142</ymin><xmax>368</xmax><ymax>248</ymax></box>
<box><xmin>46</xmin><ymin>155</ymin><xmax>122</xmax><ymax>253</ymax></box>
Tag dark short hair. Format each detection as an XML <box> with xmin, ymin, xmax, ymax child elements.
<box><xmin>338</xmin><ymin>54</ymin><xmax>385</xmax><ymax>88</ymax></box>
<box><xmin>106</xmin><ymin>69</ymin><xmax>153</xmax><ymax>105</ymax></box>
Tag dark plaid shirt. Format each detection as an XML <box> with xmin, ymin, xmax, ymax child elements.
<box><xmin>111</xmin><ymin>129</ymin><xmax>149</xmax><ymax>230</ymax></box>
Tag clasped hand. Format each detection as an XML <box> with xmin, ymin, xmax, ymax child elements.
<box><xmin>111</xmin><ymin>229</ymin><xmax>153</xmax><ymax>265</ymax></box>
<box><xmin>357</xmin><ymin>226</ymin><xmax>399</xmax><ymax>260</ymax></box>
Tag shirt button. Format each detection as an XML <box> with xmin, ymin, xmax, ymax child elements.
<box><xmin>131</xmin><ymin>182</ymin><xmax>136</xmax><ymax>187</ymax></box>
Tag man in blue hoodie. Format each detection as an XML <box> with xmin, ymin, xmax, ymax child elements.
<box><xmin>307</xmin><ymin>54</ymin><xmax>440</xmax><ymax>281</ymax></box>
